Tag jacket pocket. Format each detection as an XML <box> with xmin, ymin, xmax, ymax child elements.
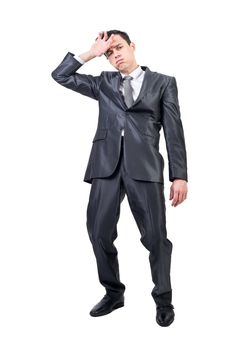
<box><xmin>92</xmin><ymin>128</ymin><xmax>108</xmax><ymax>142</ymax></box>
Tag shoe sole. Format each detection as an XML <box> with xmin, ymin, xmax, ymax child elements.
<box><xmin>90</xmin><ymin>302</ymin><xmax>124</xmax><ymax>317</ymax></box>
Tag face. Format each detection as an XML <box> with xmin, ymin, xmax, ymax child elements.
<box><xmin>105</xmin><ymin>35</ymin><xmax>137</xmax><ymax>73</ymax></box>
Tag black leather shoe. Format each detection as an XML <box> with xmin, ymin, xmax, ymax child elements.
<box><xmin>156</xmin><ymin>305</ymin><xmax>175</xmax><ymax>327</ymax></box>
<box><xmin>90</xmin><ymin>294</ymin><xmax>124</xmax><ymax>317</ymax></box>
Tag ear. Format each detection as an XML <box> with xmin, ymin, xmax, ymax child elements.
<box><xmin>130</xmin><ymin>42</ymin><xmax>136</xmax><ymax>51</ymax></box>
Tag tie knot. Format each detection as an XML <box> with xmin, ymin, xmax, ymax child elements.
<box><xmin>123</xmin><ymin>75</ymin><xmax>133</xmax><ymax>81</ymax></box>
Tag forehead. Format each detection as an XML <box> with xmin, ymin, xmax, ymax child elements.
<box><xmin>108</xmin><ymin>35</ymin><xmax>127</xmax><ymax>49</ymax></box>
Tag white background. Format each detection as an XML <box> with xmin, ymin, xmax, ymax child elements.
<box><xmin>0</xmin><ymin>0</ymin><xmax>234</xmax><ymax>348</ymax></box>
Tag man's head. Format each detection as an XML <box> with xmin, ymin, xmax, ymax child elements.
<box><xmin>99</xmin><ymin>30</ymin><xmax>138</xmax><ymax>74</ymax></box>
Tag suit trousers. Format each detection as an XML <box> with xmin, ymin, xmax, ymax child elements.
<box><xmin>86</xmin><ymin>136</ymin><xmax>173</xmax><ymax>306</ymax></box>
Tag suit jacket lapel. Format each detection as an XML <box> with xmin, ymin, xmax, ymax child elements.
<box><xmin>131</xmin><ymin>66</ymin><xmax>153</xmax><ymax>107</ymax></box>
<box><xmin>108</xmin><ymin>72</ymin><xmax>126</xmax><ymax>109</ymax></box>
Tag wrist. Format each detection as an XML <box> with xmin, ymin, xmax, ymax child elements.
<box><xmin>173</xmin><ymin>179</ymin><xmax>187</xmax><ymax>183</ymax></box>
<box><xmin>79</xmin><ymin>50</ymin><xmax>96</xmax><ymax>62</ymax></box>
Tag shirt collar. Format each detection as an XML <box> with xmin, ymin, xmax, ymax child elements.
<box><xmin>120</xmin><ymin>65</ymin><xmax>143</xmax><ymax>80</ymax></box>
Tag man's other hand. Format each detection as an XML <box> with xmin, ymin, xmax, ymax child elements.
<box><xmin>169</xmin><ymin>179</ymin><xmax>188</xmax><ymax>207</ymax></box>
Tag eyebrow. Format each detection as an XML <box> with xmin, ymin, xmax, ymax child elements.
<box><xmin>106</xmin><ymin>43</ymin><xmax>123</xmax><ymax>52</ymax></box>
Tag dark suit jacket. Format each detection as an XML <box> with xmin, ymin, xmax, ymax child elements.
<box><xmin>51</xmin><ymin>52</ymin><xmax>188</xmax><ymax>184</ymax></box>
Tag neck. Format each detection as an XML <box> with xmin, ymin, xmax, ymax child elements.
<box><xmin>120</xmin><ymin>62</ymin><xmax>139</xmax><ymax>75</ymax></box>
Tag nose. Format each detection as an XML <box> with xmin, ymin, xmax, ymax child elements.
<box><xmin>115</xmin><ymin>54</ymin><xmax>121</xmax><ymax>61</ymax></box>
<box><xmin>114</xmin><ymin>50</ymin><xmax>120</xmax><ymax>59</ymax></box>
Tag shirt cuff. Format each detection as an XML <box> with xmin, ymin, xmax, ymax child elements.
<box><xmin>74</xmin><ymin>55</ymin><xmax>86</xmax><ymax>64</ymax></box>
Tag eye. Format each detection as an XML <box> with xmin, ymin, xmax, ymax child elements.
<box><xmin>117</xmin><ymin>46</ymin><xmax>123</xmax><ymax>50</ymax></box>
<box><xmin>106</xmin><ymin>51</ymin><xmax>113</xmax><ymax>57</ymax></box>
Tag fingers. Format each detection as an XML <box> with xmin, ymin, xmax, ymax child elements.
<box><xmin>169</xmin><ymin>187</ymin><xmax>173</xmax><ymax>200</ymax></box>
<box><xmin>169</xmin><ymin>180</ymin><xmax>188</xmax><ymax>207</ymax></box>
<box><xmin>107</xmin><ymin>33</ymin><xmax>114</xmax><ymax>42</ymax></box>
<box><xmin>170</xmin><ymin>188</ymin><xmax>186</xmax><ymax>207</ymax></box>
<box><xmin>183</xmin><ymin>191</ymin><xmax>187</xmax><ymax>201</ymax></box>
<box><xmin>97</xmin><ymin>31</ymin><xmax>108</xmax><ymax>41</ymax></box>
<box><xmin>96</xmin><ymin>31</ymin><xmax>104</xmax><ymax>41</ymax></box>
<box><xmin>178</xmin><ymin>191</ymin><xmax>184</xmax><ymax>205</ymax></box>
<box><xmin>171</xmin><ymin>189</ymin><xmax>187</xmax><ymax>207</ymax></box>
<box><xmin>97</xmin><ymin>31</ymin><xmax>114</xmax><ymax>43</ymax></box>
<box><xmin>95</xmin><ymin>32</ymin><xmax>102</xmax><ymax>41</ymax></box>
<box><xmin>171</xmin><ymin>190</ymin><xmax>179</xmax><ymax>207</ymax></box>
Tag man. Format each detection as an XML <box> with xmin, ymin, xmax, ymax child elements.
<box><xmin>51</xmin><ymin>30</ymin><xmax>188</xmax><ymax>327</ymax></box>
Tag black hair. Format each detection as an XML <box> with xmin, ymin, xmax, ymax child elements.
<box><xmin>105</xmin><ymin>30</ymin><xmax>131</xmax><ymax>45</ymax></box>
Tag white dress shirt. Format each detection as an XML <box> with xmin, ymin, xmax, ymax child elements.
<box><xmin>74</xmin><ymin>55</ymin><xmax>145</xmax><ymax>136</ymax></box>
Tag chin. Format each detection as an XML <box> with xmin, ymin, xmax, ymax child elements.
<box><xmin>119</xmin><ymin>63</ymin><xmax>128</xmax><ymax>72</ymax></box>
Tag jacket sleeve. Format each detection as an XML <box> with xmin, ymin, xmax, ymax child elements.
<box><xmin>51</xmin><ymin>52</ymin><xmax>103</xmax><ymax>100</ymax></box>
<box><xmin>161</xmin><ymin>76</ymin><xmax>188</xmax><ymax>182</ymax></box>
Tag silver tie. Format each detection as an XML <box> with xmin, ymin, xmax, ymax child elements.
<box><xmin>122</xmin><ymin>76</ymin><xmax>134</xmax><ymax>108</ymax></box>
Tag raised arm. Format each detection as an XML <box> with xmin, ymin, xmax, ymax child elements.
<box><xmin>51</xmin><ymin>31</ymin><xmax>114</xmax><ymax>100</ymax></box>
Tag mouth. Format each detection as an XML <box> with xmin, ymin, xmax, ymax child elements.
<box><xmin>116</xmin><ymin>59</ymin><xmax>124</xmax><ymax>65</ymax></box>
